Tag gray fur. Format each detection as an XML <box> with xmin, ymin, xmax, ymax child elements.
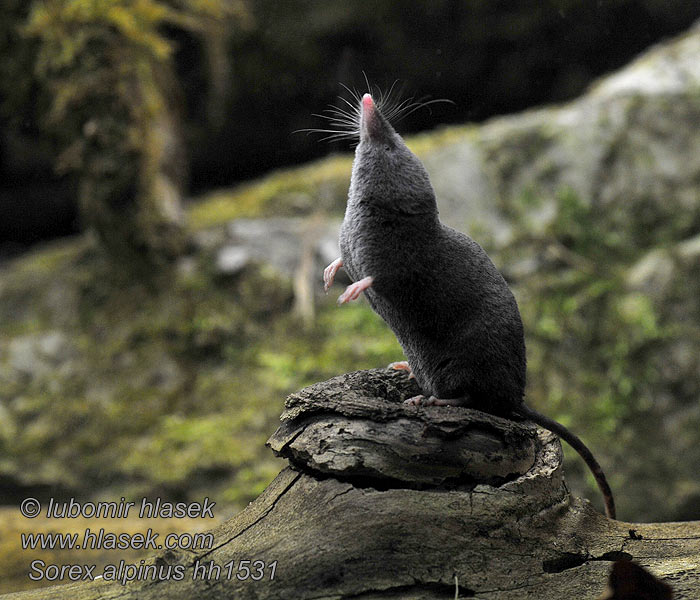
<box><xmin>339</xmin><ymin>99</ymin><xmax>526</xmax><ymax>416</ymax></box>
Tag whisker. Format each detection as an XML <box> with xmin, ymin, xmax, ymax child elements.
<box><xmin>362</xmin><ymin>71</ymin><xmax>371</xmax><ymax>96</ymax></box>
<box><xmin>390</xmin><ymin>97</ymin><xmax>455</xmax><ymax>123</ymax></box>
<box><xmin>340</xmin><ymin>83</ymin><xmax>362</xmax><ymax>105</ymax></box>
<box><xmin>336</xmin><ymin>95</ymin><xmax>361</xmax><ymax>117</ymax></box>
<box><xmin>381</xmin><ymin>80</ymin><xmax>400</xmax><ymax>104</ymax></box>
<box><xmin>293</xmin><ymin>127</ymin><xmax>359</xmax><ymax>141</ymax></box>
<box><xmin>325</xmin><ymin>105</ymin><xmax>355</xmax><ymax>117</ymax></box>
<box><xmin>324</xmin><ymin>107</ymin><xmax>358</xmax><ymax>123</ymax></box>
<box><xmin>376</xmin><ymin>79</ymin><xmax>405</xmax><ymax>114</ymax></box>
<box><xmin>294</xmin><ymin>127</ymin><xmax>357</xmax><ymax>134</ymax></box>
<box><xmin>381</xmin><ymin>96</ymin><xmax>414</xmax><ymax>121</ymax></box>
<box><xmin>296</xmin><ymin>76</ymin><xmax>453</xmax><ymax>144</ymax></box>
<box><xmin>318</xmin><ymin>133</ymin><xmax>360</xmax><ymax>143</ymax></box>
<box><xmin>320</xmin><ymin>109</ymin><xmax>356</xmax><ymax>122</ymax></box>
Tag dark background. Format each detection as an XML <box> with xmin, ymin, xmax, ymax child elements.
<box><xmin>2</xmin><ymin>0</ymin><xmax>699</xmax><ymax>254</ymax></box>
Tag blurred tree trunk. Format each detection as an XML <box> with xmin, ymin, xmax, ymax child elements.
<box><xmin>24</xmin><ymin>1</ymin><xmax>249</xmax><ymax>271</ymax></box>
<box><xmin>25</xmin><ymin>1</ymin><xmax>192</xmax><ymax>270</ymax></box>
<box><xmin>75</xmin><ymin>72</ymin><xmax>188</xmax><ymax>269</ymax></box>
<box><xmin>204</xmin><ymin>23</ymin><xmax>232</xmax><ymax>130</ymax></box>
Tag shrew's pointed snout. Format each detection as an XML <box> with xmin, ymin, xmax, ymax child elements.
<box><xmin>360</xmin><ymin>93</ymin><xmax>391</xmax><ymax>142</ymax></box>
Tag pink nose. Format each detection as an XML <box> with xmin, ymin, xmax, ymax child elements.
<box><xmin>360</xmin><ymin>93</ymin><xmax>378</xmax><ymax>140</ymax></box>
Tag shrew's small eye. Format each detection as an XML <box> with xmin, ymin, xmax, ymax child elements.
<box><xmin>384</xmin><ymin>145</ymin><xmax>391</xmax><ymax>152</ymax></box>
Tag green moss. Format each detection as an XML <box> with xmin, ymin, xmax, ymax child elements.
<box><xmin>7</xmin><ymin>239</ymin><xmax>86</xmax><ymax>278</ymax></box>
<box><xmin>188</xmin><ymin>125</ymin><xmax>473</xmax><ymax>229</ymax></box>
<box><xmin>405</xmin><ymin>124</ymin><xmax>474</xmax><ymax>155</ymax></box>
<box><xmin>0</xmin><ymin>228</ymin><xmax>405</xmax><ymax>512</ymax></box>
<box><xmin>499</xmin><ymin>184</ymin><xmax>697</xmax><ymax>518</ymax></box>
<box><xmin>189</xmin><ymin>155</ymin><xmax>353</xmax><ymax>228</ymax></box>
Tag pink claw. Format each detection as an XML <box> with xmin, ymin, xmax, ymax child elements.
<box><xmin>337</xmin><ymin>276</ymin><xmax>373</xmax><ymax>305</ymax></box>
<box><xmin>323</xmin><ymin>257</ymin><xmax>343</xmax><ymax>293</ymax></box>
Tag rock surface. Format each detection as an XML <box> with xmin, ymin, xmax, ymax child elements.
<box><xmin>197</xmin><ymin>216</ymin><xmax>342</xmax><ymax>283</ymax></box>
<box><xmin>424</xmin><ymin>20</ymin><xmax>700</xmax><ymax>237</ymax></box>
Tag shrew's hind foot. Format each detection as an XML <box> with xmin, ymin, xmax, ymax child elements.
<box><xmin>403</xmin><ymin>395</ymin><xmax>469</xmax><ymax>407</ymax></box>
<box><xmin>388</xmin><ymin>361</ymin><xmax>415</xmax><ymax>380</ymax></box>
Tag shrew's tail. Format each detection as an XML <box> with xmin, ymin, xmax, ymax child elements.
<box><xmin>516</xmin><ymin>405</ymin><xmax>616</xmax><ymax>520</ymax></box>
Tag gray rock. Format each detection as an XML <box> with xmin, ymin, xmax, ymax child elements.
<box><xmin>420</xmin><ymin>20</ymin><xmax>700</xmax><ymax>236</ymax></box>
<box><xmin>626</xmin><ymin>249</ymin><xmax>675</xmax><ymax>297</ymax></box>
<box><xmin>8</xmin><ymin>331</ymin><xmax>73</xmax><ymax>378</ymax></box>
<box><xmin>223</xmin><ymin>217</ymin><xmax>341</xmax><ymax>281</ymax></box>
<box><xmin>215</xmin><ymin>245</ymin><xmax>250</xmax><ymax>274</ymax></box>
<box><xmin>678</xmin><ymin>233</ymin><xmax>700</xmax><ymax>263</ymax></box>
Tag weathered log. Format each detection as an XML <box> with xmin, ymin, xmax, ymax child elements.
<box><xmin>5</xmin><ymin>369</ymin><xmax>699</xmax><ymax>599</ymax></box>
<box><xmin>268</xmin><ymin>369</ymin><xmax>541</xmax><ymax>486</ymax></box>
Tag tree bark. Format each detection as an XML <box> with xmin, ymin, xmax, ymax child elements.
<box><xmin>7</xmin><ymin>369</ymin><xmax>700</xmax><ymax>599</ymax></box>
